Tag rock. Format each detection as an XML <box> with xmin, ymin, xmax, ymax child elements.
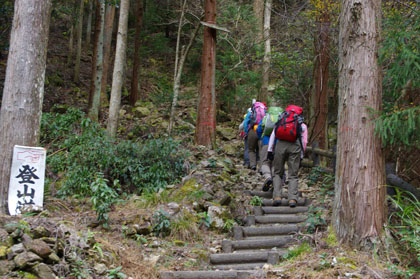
<box><xmin>134</xmin><ymin>107</ymin><xmax>151</xmax><ymax>117</ymax></box>
<box><xmin>14</xmin><ymin>251</ymin><xmax>42</xmax><ymax>268</ymax></box>
<box><xmin>145</xmin><ymin>254</ymin><xmax>161</xmax><ymax>265</ymax></box>
<box><xmin>8</xmin><ymin>243</ymin><xmax>25</xmax><ymax>259</ymax></box>
<box><xmin>222</xmin><ymin>143</ymin><xmax>238</xmax><ymax>156</ymax></box>
<box><xmin>24</xmin><ymin>239</ymin><xmax>52</xmax><ymax>258</ymax></box>
<box><xmin>4</xmin><ymin>223</ymin><xmax>20</xmax><ymax>234</ymax></box>
<box><xmin>0</xmin><ymin>246</ymin><xmax>7</xmax><ymax>259</ymax></box>
<box><xmin>47</xmin><ymin>252</ymin><xmax>60</xmax><ymax>264</ymax></box>
<box><xmin>216</xmin><ymin>126</ymin><xmax>236</xmax><ymax>140</ymax></box>
<box><xmin>207</xmin><ymin>205</ymin><xmax>226</xmax><ymax>229</ymax></box>
<box><xmin>32</xmin><ymin>226</ymin><xmax>50</xmax><ymax>239</ymax></box>
<box><xmin>133</xmin><ymin>224</ymin><xmax>151</xmax><ymax>235</ymax></box>
<box><xmin>21</xmin><ymin>234</ymin><xmax>33</xmax><ymax>243</ymax></box>
<box><xmin>94</xmin><ymin>263</ymin><xmax>107</xmax><ymax>275</ymax></box>
<box><xmin>32</xmin><ymin>263</ymin><xmax>56</xmax><ymax>279</ymax></box>
<box><xmin>0</xmin><ymin>229</ymin><xmax>10</xmax><ymax>246</ymax></box>
<box><xmin>218</xmin><ymin>192</ymin><xmax>232</xmax><ymax>206</ymax></box>
<box><xmin>167</xmin><ymin>202</ymin><xmax>180</xmax><ymax>215</ymax></box>
<box><xmin>16</xmin><ymin>271</ymin><xmax>39</xmax><ymax>279</ymax></box>
<box><xmin>0</xmin><ymin>260</ymin><xmax>16</xmax><ymax>276</ymax></box>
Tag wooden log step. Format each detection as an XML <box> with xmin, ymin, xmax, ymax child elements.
<box><xmin>210</xmin><ymin>251</ymin><xmax>279</xmax><ymax>265</ymax></box>
<box><xmin>262</xmin><ymin>206</ymin><xmax>309</xmax><ymax>214</ymax></box>
<box><xmin>160</xmin><ymin>270</ymin><xmax>266</xmax><ymax>279</ymax></box>
<box><xmin>212</xmin><ymin>262</ymin><xmax>266</xmax><ymax>271</ymax></box>
<box><xmin>255</xmin><ymin>214</ymin><xmax>307</xmax><ymax>224</ymax></box>
<box><xmin>224</xmin><ymin>236</ymin><xmax>293</xmax><ymax>251</ymax></box>
<box><xmin>261</xmin><ymin>198</ymin><xmax>310</xmax><ymax>207</ymax></box>
<box><xmin>242</xmin><ymin>224</ymin><xmax>300</xmax><ymax>237</ymax></box>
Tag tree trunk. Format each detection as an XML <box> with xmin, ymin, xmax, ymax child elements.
<box><xmin>107</xmin><ymin>0</ymin><xmax>130</xmax><ymax>137</ymax></box>
<box><xmin>0</xmin><ymin>0</ymin><xmax>52</xmax><ymax>213</ymax></box>
<box><xmin>333</xmin><ymin>0</ymin><xmax>386</xmax><ymax>246</ymax></box>
<box><xmin>195</xmin><ymin>0</ymin><xmax>217</xmax><ymax>148</ymax></box>
<box><xmin>100</xmin><ymin>4</ymin><xmax>116</xmax><ymax>107</ymax></box>
<box><xmin>86</xmin><ymin>0</ymin><xmax>93</xmax><ymax>50</ymax></box>
<box><xmin>168</xmin><ymin>21</ymin><xmax>201</xmax><ymax>135</ymax></box>
<box><xmin>309</xmin><ymin>10</ymin><xmax>331</xmax><ymax>150</ymax></box>
<box><xmin>67</xmin><ymin>24</ymin><xmax>74</xmax><ymax>65</ymax></box>
<box><xmin>74</xmin><ymin>0</ymin><xmax>84</xmax><ymax>83</ymax></box>
<box><xmin>88</xmin><ymin>0</ymin><xmax>102</xmax><ymax>110</ymax></box>
<box><xmin>253</xmin><ymin>0</ymin><xmax>264</xmax><ymax>43</ymax></box>
<box><xmin>88</xmin><ymin>0</ymin><xmax>105</xmax><ymax>121</ymax></box>
<box><xmin>130</xmin><ymin>0</ymin><xmax>144</xmax><ymax>106</ymax></box>
<box><xmin>260</xmin><ymin>0</ymin><xmax>271</xmax><ymax>103</ymax></box>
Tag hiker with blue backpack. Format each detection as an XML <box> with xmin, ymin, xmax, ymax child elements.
<box><xmin>243</xmin><ymin>100</ymin><xmax>267</xmax><ymax>171</ymax></box>
<box><xmin>267</xmin><ymin>105</ymin><xmax>307</xmax><ymax>207</ymax></box>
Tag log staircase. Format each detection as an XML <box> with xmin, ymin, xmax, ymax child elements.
<box><xmin>160</xmin><ymin>190</ymin><xmax>311</xmax><ymax>279</ymax></box>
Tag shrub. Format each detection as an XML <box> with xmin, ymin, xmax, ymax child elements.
<box><xmin>42</xmin><ymin>108</ymin><xmax>188</xmax><ymax>197</ymax></box>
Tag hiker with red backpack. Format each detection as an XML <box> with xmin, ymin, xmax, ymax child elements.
<box><xmin>242</xmin><ymin>100</ymin><xmax>267</xmax><ymax>170</ymax></box>
<box><xmin>267</xmin><ymin>105</ymin><xmax>308</xmax><ymax>207</ymax></box>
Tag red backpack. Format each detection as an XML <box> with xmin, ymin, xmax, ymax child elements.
<box><xmin>248</xmin><ymin>102</ymin><xmax>267</xmax><ymax>129</ymax></box>
<box><xmin>274</xmin><ymin>105</ymin><xmax>303</xmax><ymax>142</ymax></box>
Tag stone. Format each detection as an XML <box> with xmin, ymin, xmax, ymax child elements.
<box><xmin>9</xmin><ymin>243</ymin><xmax>25</xmax><ymax>259</ymax></box>
<box><xmin>222</xmin><ymin>143</ymin><xmax>237</xmax><ymax>156</ymax></box>
<box><xmin>216</xmin><ymin>126</ymin><xmax>236</xmax><ymax>140</ymax></box>
<box><xmin>207</xmin><ymin>205</ymin><xmax>226</xmax><ymax>229</ymax></box>
<box><xmin>94</xmin><ymin>263</ymin><xmax>107</xmax><ymax>275</ymax></box>
<box><xmin>0</xmin><ymin>246</ymin><xmax>7</xmax><ymax>259</ymax></box>
<box><xmin>4</xmin><ymin>223</ymin><xmax>20</xmax><ymax>234</ymax></box>
<box><xmin>32</xmin><ymin>263</ymin><xmax>56</xmax><ymax>279</ymax></box>
<box><xmin>14</xmin><ymin>251</ymin><xmax>42</xmax><ymax>268</ymax></box>
<box><xmin>47</xmin><ymin>252</ymin><xmax>60</xmax><ymax>264</ymax></box>
<box><xmin>134</xmin><ymin>107</ymin><xmax>151</xmax><ymax>117</ymax></box>
<box><xmin>24</xmin><ymin>239</ymin><xmax>52</xmax><ymax>258</ymax></box>
<box><xmin>133</xmin><ymin>224</ymin><xmax>151</xmax><ymax>235</ymax></box>
<box><xmin>0</xmin><ymin>229</ymin><xmax>10</xmax><ymax>246</ymax></box>
<box><xmin>32</xmin><ymin>226</ymin><xmax>50</xmax><ymax>239</ymax></box>
<box><xmin>0</xmin><ymin>260</ymin><xmax>16</xmax><ymax>276</ymax></box>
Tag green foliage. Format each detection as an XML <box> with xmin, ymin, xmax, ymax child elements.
<box><xmin>42</xmin><ymin>108</ymin><xmax>187</xmax><ymax>198</ymax></box>
<box><xmin>380</xmin><ymin>4</ymin><xmax>420</xmax><ymax>100</ymax></box>
<box><xmin>107</xmin><ymin>266</ymin><xmax>127</xmax><ymax>279</ymax></box>
<box><xmin>90</xmin><ymin>174</ymin><xmax>120</xmax><ymax>227</ymax></box>
<box><xmin>374</xmin><ymin>106</ymin><xmax>420</xmax><ymax>147</ymax></box>
<box><xmin>250</xmin><ymin>196</ymin><xmax>263</xmax><ymax>206</ymax></box>
<box><xmin>282</xmin><ymin>242</ymin><xmax>312</xmax><ymax>261</ymax></box>
<box><xmin>222</xmin><ymin>218</ymin><xmax>236</xmax><ymax>233</ymax></box>
<box><xmin>305</xmin><ymin>205</ymin><xmax>327</xmax><ymax>233</ymax></box>
<box><xmin>198</xmin><ymin>212</ymin><xmax>211</xmax><ymax>229</ymax></box>
<box><xmin>152</xmin><ymin>210</ymin><xmax>171</xmax><ymax>237</ymax></box>
<box><xmin>389</xmin><ymin>189</ymin><xmax>420</xmax><ymax>265</ymax></box>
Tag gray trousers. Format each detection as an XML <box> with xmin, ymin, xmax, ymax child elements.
<box><xmin>260</xmin><ymin>144</ymin><xmax>272</xmax><ymax>180</ymax></box>
<box><xmin>247</xmin><ymin>129</ymin><xmax>259</xmax><ymax>168</ymax></box>
<box><xmin>272</xmin><ymin>140</ymin><xmax>301</xmax><ymax>201</ymax></box>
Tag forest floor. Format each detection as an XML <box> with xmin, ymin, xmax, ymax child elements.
<box><xmin>0</xmin><ymin>19</ymin><xmax>416</xmax><ymax>279</ymax></box>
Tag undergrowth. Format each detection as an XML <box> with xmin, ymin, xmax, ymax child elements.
<box><xmin>41</xmin><ymin>108</ymin><xmax>188</xmax><ymax>224</ymax></box>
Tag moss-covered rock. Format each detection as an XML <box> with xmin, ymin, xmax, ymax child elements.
<box><xmin>172</xmin><ymin>178</ymin><xmax>202</xmax><ymax>202</ymax></box>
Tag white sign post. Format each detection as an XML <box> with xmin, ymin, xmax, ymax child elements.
<box><xmin>8</xmin><ymin>145</ymin><xmax>46</xmax><ymax>215</ymax></box>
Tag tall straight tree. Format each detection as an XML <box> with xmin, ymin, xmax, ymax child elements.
<box><xmin>85</xmin><ymin>0</ymin><xmax>93</xmax><ymax>50</ymax></box>
<box><xmin>100</xmin><ymin>3</ymin><xmax>116</xmax><ymax>107</ymax></box>
<box><xmin>107</xmin><ymin>0</ymin><xmax>130</xmax><ymax>137</ymax></box>
<box><xmin>333</xmin><ymin>0</ymin><xmax>386</xmax><ymax>246</ymax></box>
<box><xmin>259</xmin><ymin>0</ymin><xmax>272</xmax><ymax>103</ymax></box>
<box><xmin>130</xmin><ymin>0</ymin><xmax>144</xmax><ymax>106</ymax></box>
<box><xmin>74</xmin><ymin>0</ymin><xmax>84</xmax><ymax>82</ymax></box>
<box><xmin>88</xmin><ymin>0</ymin><xmax>105</xmax><ymax>121</ymax></box>
<box><xmin>0</xmin><ymin>0</ymin><xmax>52</xmax><ymax>213</ymax></box>
<box><xmin>195</xmin><ymin>0</ymin><xmax>216</xmax><ymax>148</ymax></box>
<box><xmin>309</xmin><ymin>0</ymin><xmax>333</xmax><ymax>150</ymax></box>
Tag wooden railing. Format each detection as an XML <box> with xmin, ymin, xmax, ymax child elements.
<box><xmin>302</xmin><ymin>143</ymin><xmax>336</xmax><ymax>174</ymax></box>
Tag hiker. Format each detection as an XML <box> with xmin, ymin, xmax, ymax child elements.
<box><xmin>239</xmin><ymin>108</ymin><xmax>251</xmax><ymax>167</ymax></box>
<box><xmin>257</xmin><ymin>106</ymin><xmax>284</xmax><ymax>191</ymax></box>
<box><xmin>267</xmin><ymin>105</ymin><xmax>307</xmax><ymax>207</ymax></box>
<box><xmin>243</xmin><ymin>100</ymin><xmax>266</xmax><ymax>171</ymax></box>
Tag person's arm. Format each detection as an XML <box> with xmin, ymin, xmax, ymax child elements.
<box><xmin>268</xmin><ymin>130</ymin><xmax>276</xmax><ymax>152</ymax></box>
<box><xmin>301</xmin><ymin>123</ymin><xmax>308</xmax><ymax>151</ymax></box>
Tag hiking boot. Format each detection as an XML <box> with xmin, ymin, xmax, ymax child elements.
<box><xmin>262</xmin><ymin>177</ymin><xmax>273</xmax><ymax>192</ymax></box>
<box><xmin>288</xmin><ymin>199</ymin><xmax>297</xmax><ymax>208</ymax></box>
<box><xmin>273</xmin><ymin>197</ymin><xmax>282</xmax><ymax>206</ymax></box>
<box><xmin>251</xmin><ymin>166</ymin><xmax>256</xmax><ymax>171</ymax></box>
